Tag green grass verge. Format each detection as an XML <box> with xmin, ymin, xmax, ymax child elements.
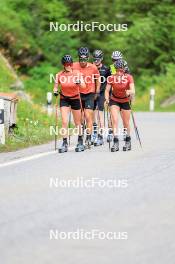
<box><xmin>0</xmin><ymin>100</ymin><xmax>61</xmax><ymax>152</ymax></box>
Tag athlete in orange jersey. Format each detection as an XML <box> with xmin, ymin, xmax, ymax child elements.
<box><xmin>73</xmin><ymin>47</ymin><xmax>100</xmax><ymax>148</ymax></box>
<box><xmin>54</xmin><ymin>55</ymin><xmax>86</xmax><ymax>153</ymax></box>
<box><xmin>105</xmin><ymin>60</ymin><xmax>135</xmax><ymax>152</ymax></box>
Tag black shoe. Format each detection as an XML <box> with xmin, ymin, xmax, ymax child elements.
<box><xmin>123</xmin><ymin>136</ymin><xmax>131</xmax><ymax>151</ymax></box>
<box><xmin>58</xmin><ymin>140</ymin><xmax>68</xmax><ymax>153</ymax></box>
<box><xmin>111</xmin><ymin>137</ymin><xmax>119</xmax><ymax>152</ymax></box>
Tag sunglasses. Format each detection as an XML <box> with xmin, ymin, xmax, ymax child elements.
<box><xmin>93</xmin><ymin>58</ymin><xmax>101</xmax><ymax>63</ymax></box>
<box><xmin>79</xmin><ymin>57</ymin><xmax>89</xmax><ymax>62</ymax></box>
<box><xmin>63</xmin><ymin>62</ymin><xmax>73</xmax><ymax>67</ymax></box>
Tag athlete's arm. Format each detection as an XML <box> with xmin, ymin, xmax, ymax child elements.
<box><xmin>95</xmin><ymin>77</ymin><xmax>100</xmax><ymax>94</ymax></box>
<box><xmin>53</xmin><ymin>73</ymin><xmax>60</xmax><ymax>96</ymax></box>
<box><xmin>126</xmin><ymin>75</ymin><xmax>135</xmax><ymax>98</ymax></box>
<box><xmin>78</xmin><ymin>75</ymin><xmax>86</xmax><ymax>89</ymax></box>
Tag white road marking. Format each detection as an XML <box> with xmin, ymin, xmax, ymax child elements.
<box><xmin>0</xmin><ymin>147</ymin><xmax>75</xmax><ymax>168</ymax></box>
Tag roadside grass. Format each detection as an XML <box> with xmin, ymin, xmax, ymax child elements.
<box><xmin>0</xmin><ymin>100</ymin><xmax>61</xmax><ymax>152</ymax></box>
<box><xmin>0</xmin><ymin>55</ymin><xmax>16</xmax><ymax>92</ymax></box>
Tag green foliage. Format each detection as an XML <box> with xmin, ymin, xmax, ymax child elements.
<box><xmin>134</xmin><ymin>63</ymin><xmax>175</xmax><ymax>111</ymax></box>
<box><xmin>0</xmin><ymin>55</ymin><xmax>17</xmax><ymax>91</ymax></box>
<box><xmin>24</xmin><ymin>63</ymin><xmax>58</xmax><ymax>103</ymax></box>
<box><xmin>1</xmin><ymin>0</ymin><xmax>175</xmax><ymax>115</ymax></box>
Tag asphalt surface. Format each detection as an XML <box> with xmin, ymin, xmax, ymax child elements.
<box><xmin>0</xmin><ymin>112</ymin><xmax>175</xmax><ymax>264</ymax></box>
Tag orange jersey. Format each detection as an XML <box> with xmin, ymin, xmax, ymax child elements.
<box><xmin>54</xmin><ymin>69</ymin><xmax>82</xmax><ymax>98</ymax></box>
<box><xmin>73</xmin><ymin>62</ymin><xmax>100</xmax><ymax>94</ymax></box>
<box><xmin>107</xmin><ymin>73</ymin><xmax>134</xmax><ymax>103</ymax></box>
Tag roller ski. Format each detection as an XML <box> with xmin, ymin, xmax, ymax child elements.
<box><xmin>58</xmin><ymin>139</ymin><xmax>68</xmax><ymax>153</ymax></box>
<box><xmin>123</xmin><ymin>136</ymin><xmax>131</xmax><ymax>151</ymax></box>
<box><xmin>111</xmin><ymin>137</ymin><xmax>119</xmax><ymax>152</ymax></box>
<box><xmin>75</xmin><ymin>136</ymin><xmax>85</xmax><ymax>152</ymax></box>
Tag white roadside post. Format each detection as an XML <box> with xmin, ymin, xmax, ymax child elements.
<box><xmin>150</xmin><ymin>88</ymin><xmax>155</xmax><ymax>112</ymax></box>
<box><xmin>47</xmin><ymin>92</ymin><xmax>53</xmax><ymax>116</ymax></box>
<box><xmin>0</xmin><ymin>99</ymin><xmax>5</xmax><ymax>144</ymax></box>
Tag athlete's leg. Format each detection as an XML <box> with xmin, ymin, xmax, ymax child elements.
<box><xmin>60</xmin><ymin>106</ymin><xmax>70</xmax><ymax>139</ymax></box>
<box><xmin>84</xmin><ymin>108</ymin><xmax>93</xmax><ymax>135</ymax></box>
<box><xmin>72</xmin><ymin>109</ymin><xmax>82</xmax><ymax>135</ymax></box>
<box><xmin>121</xmin><ymin>109</ymin><xmax>131</xmax><ymax>136</ymax></box>
<box><xmin>110</xmin><ymin>105</ymin><xmax>120</xmax><ymax>136</ymax></box>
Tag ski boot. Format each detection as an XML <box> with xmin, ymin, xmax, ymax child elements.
<box><xmin>122</xmin><ymin>128</ymin><xmax>127</xmax><ymax>141</ymax></box>
<box><xmin>111</xmin><ymin>137</ymin><xmax>119</xmax><ymax>152</ymax></box>
<box><xmin>123</xmin><ymin>136</ymin><xmax>131</xmax><ymax>151</ymax></box>
<box><xmin>85</xmin><ymin>135</ymin><xmax>91</xmax><ymax>149</ymax></box>
<box><xmin>75</xmin><ymin>136</ymin><xmax>85</xmax><ymax>152</ymax></box>
<box><xmin>94</xmin><ymin>135</ymin><xmax>104</xmax><ymax>146</ymax></box>
<box><xmin>91</xmin><ymin>133</ymin><xmax>97</xmax><ymax>145</ymax></box>
<box><xmin>58</xmin><ymin>139</ymin><xmax>68</xmax><ymax>153</ymax></box>
<box><xmin>107</xmin><ymin>128</ymin><xmax>113</xmax><ymax>143</ymax></box>
<box><xmin>91</xmin><ymin>123</ymin><xmax>98</xmax><ymax>145</ymax></box>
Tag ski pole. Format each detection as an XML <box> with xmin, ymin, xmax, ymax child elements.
<box><xmin>68</xmin><ymin>110</ymin><xmax>71</xmax><ymax>146</ymax></box>
<box><xmin>129</xmin><ymin>101</ymin><xmax>142</xmax><ymax>149</ymax></box>
<box><xmin>54</xmin><ymin>95</ymin><xmax>58</xmax><ymax>151</ymax></box>
<box><xmin>77</xmin><ymin>83</ymin><xmax>85</xmax><ymax>137</ymax></box>
<box><xmin>104</xmin><ymin>107</ymin><xmax>106</xmax><ymax>129</ymax></box>
<box><xmin>96</xmin><ymin>102</ymin><xmax>104</xmax><ymax>145</ymax></box>
<box><xmin>106</xmin><ymin>104</ymin><xmax>111</xmax><ymax>150</ymax></box>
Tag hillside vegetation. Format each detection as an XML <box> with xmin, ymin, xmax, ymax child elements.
<box><xmin>0</xmin><ymin>0</ymin><xmax>175</xmax><ymax>151</ymax></box>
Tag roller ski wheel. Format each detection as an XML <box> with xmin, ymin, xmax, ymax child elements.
<box><xmin>111</xmin><ymin>143</ymin><xmax>119</xmax><ymax>152</ymax></box>
<box><xmin>58</xmin><ymin>141</ymin><xmax>68</xmax><ymax>153</ymax></box>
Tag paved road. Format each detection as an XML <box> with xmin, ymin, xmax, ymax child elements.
<box><xmin>0</xmin><ymin>112</ymin><xmax>175</xmax><ymax>264</ymax></box>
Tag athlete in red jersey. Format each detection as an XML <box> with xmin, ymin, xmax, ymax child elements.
<box><xmin>54</xmin><ymin>55</ymin><xmax>86</xmax><ymax>153</ymax></box>
<box><xmin>73</xmin><ymin>47</ymin><xmax>100</xmax><ymax>148</ymax></box>
<box><xmin>105</xmin><ymin>60</ymin><xmax>135</xmax><ymax>152</ymax></box>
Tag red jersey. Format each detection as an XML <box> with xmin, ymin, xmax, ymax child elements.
<box><xmin>73</xmin><ymin>62</ymin><xmax>100</xmax><ymax>94</ymax></box>
<box><xmin>54</xmin><ymin>69</ymin><xmax>82</xmax><ymax>99</ymax></box>
<box><xmin>107</xmin><ymin>73</ymin><xmax>134</xmax><ymax>103</ymax></box>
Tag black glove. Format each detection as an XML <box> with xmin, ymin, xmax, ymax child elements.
<box><xmin>54</xmin><ymin>91</ymin><xmax>58</xmax><ymax>97</ymax></box>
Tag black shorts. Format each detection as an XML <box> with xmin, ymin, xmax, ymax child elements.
<box><xmin>80</xmin><ymin>93</ymin><xmax>94</xmax><ymax>110</ymax></box>
<box><xmin>60</xmin><ymin>98</ymin><xmax>81</xmax><ymax>110</ymax></box>
<box><xmin>94</xmin><ymin>93</ymin><xmax>105</xmax><ymax>111</ymax></box>
<box><xmin>109</xmin><ymin>99</ymin><xmax>131</xmax><ymax>110</ymax></box>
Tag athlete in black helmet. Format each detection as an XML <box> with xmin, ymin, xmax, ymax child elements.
<box><xmin>92</xmin><ymin>49</ymin><xmax>111</xmax><ymax>146</ymax></box>
<box><xmin>54</xmin><ymin>54</ymin><xmax>86</xmax><ymax>153</ymax></box>
<box><xmin>73</xmin><ymin>47</ymin><xmax>101</xmax><ymax>149</ymax></box>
